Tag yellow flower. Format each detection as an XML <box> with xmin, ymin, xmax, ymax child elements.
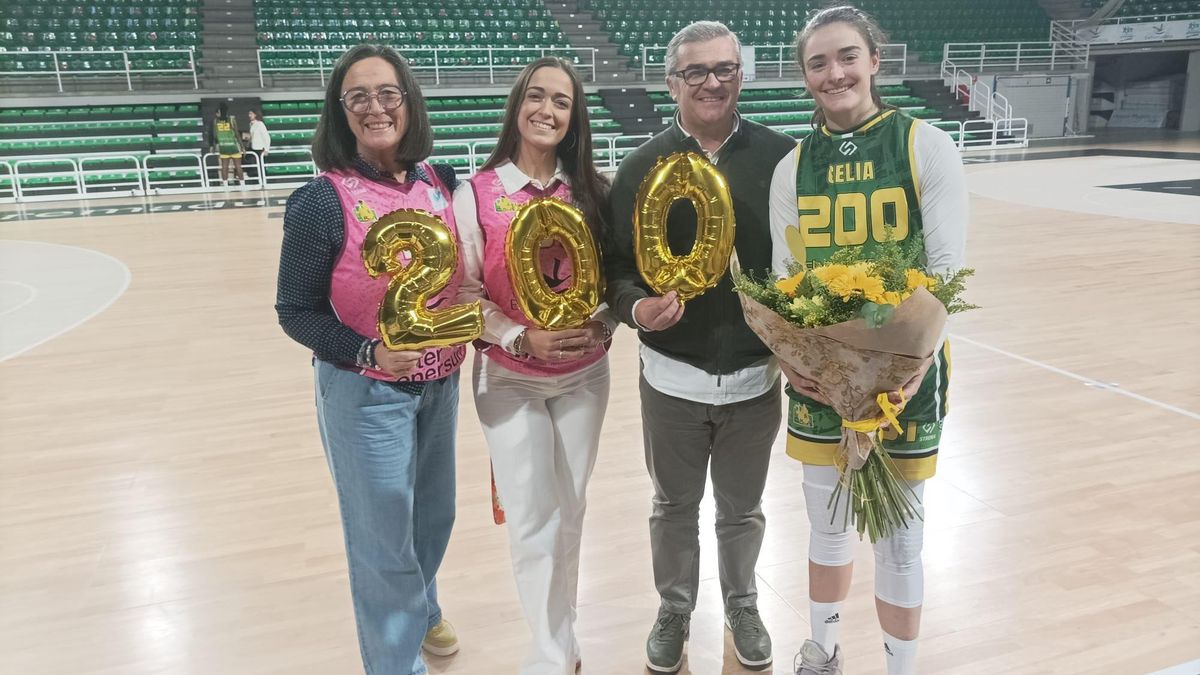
<box><xmin>877</xmin><ymin>290</ymin><xmax>906</xmax><ymax>306</ymax></box>
<box><xmin>905</xmin><ymin>269</ymin><xmax>937</xmax><ymax>292</ymax></box>
<box><xmin>775</xmin><ymin>271</ymin><xmax>806</xmax><ymax>297</ymax></box>
<box><xmin>811</xmin><ymin>264</ymin><xmax>850</xmax><ymax>285</ymax></box>
<box><xmin>853</xmin><ymin>270</ymin><xmax>886</xmax><ymax>303</ymax></box>
<box><xmin>825</xmin><ymin>273</ymin><xmax>858</xmax><ymax>301</ymax></box>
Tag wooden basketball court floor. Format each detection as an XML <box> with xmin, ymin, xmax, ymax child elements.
<box><xmin>1</xmin><ymin>134</ymin><xmax>1198</xmax><ymax>675</ymax></box>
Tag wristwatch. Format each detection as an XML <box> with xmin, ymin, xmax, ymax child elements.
<box><xmin>510</xmin><ymin>329</ymin><xmax>529</xmax><ymax>356</ymax></box>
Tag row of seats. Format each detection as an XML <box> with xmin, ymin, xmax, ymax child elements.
<box><xmin>0</xmin><ymin>0</ymin><xmax>201</xmax><ymax>65</ymax></box>
<box><xmin>1081</xmin><ymin>0</ymin><xmax>1200</xmax><ymax>16</ymax></box>
<box><xmin>255</xmin><ymin>0</ymin><xmax>565</xmax><ymax>52</ymax></box>
<box><xmin>586</xmin><ymin>0</ymin><xmax>1048</xmax><ymax>66</ymax></box>
<box><xmin>257</xmin><ymin>31</ymin><xmax>566</xmax><ymax>48</ymax></box>
<box><xmin>0</xmin><ymin>53</ymin><xmax>196</xmax><ymax>73</ymax></box>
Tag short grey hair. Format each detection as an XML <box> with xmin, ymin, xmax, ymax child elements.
<box><xmin>664</xmin><ymin>21</ymin><xmax>742</xmax><ymax>77</ymax></box>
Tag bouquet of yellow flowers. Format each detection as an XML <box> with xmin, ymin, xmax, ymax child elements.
<box><xmin>733</xmin><ymin>235</ymin><xmax>975</xmax><ymax>541</ymax></box>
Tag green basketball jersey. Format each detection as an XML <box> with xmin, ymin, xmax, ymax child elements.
<box><xmin>793</xmin><ymin>108</ymin><xmax>923</xmax><ymax>268</ymax></box>
<box><xmin>785</xmin><ymin>109</ymin><xmax>950</xmax><ymax>480</ymax></box>
<box><xmin>215</xmin><ymin>119</ymin><xmax>241</xmax><ymax>155</ymax></box>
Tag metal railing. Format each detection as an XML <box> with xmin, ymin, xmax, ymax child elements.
<box><xmin>941</xmin><ymin>60</ymin><xmax>1014</xmax><ymax>124</ymax></box>
<box><xmin>957</xmin><ymin>117</ymin><xmax>1029</xmax><ymax>150</ymax></box>
<box><xmin>942</xmin><ymin>41</ymin><xmax>1090</xmax><ymax>72</ymax></box>
<box><xmin>1</xmin><ymin>120</ymin><xmax>1030</xmax><ymax>202</ymax></box>
<box><xmin>79</xmin><ymin>155</ymin><xmax>144</xmax><ymax>196</ymax></box>
<box><xmin>143</xmin><ymin>152</ymin><xmax>206</xmax><ymax>192</ymax></box>
<box><xmin>12</xmin><ymin>157</ymin><xmax>83</xmax><ymax>200</ymax></box>
<box><xmin>640</xmin><ymin>43</ymin><xmax>908</xmax><ymax>81</ymax></box>
<box><xmin>0</xmin><ymin>160</ymin><xmax>15</xmax><ymax>202</ymax></box>
<box><xmin>0</xmin><ymin>48</ymin><xmax>199</xmax><ymax>91</ymax></box>
<box><xmin>257</xmin><ymin>46</ymin><xmax>597</xmax><ymax>86</ymax></box>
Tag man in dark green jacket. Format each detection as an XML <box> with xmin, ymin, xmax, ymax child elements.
<box><xmin>604</xmin><ymin>20</ymin><xmax>796</xmax><ymax>674</ymax></box>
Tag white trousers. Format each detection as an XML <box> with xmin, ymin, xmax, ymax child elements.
<box><xmin>472</xmin><ymin>353</ymin><xmax>610</xmax><ymax>675</ymax></box>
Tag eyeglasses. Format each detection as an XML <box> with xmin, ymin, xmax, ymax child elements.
<box><xmin>670</xmin><ymin>63</ymin><xmax>741</xmax><ymax>86</ymax></box>
<box><xmin>340</xmin><ymin>86</ymin><xmax>406</xmax><ymax>114</ymax></box>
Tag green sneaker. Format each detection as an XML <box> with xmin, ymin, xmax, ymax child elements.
<box><xmin>645</xmin><ymin>608</ymin><xmax>689</xmax><ymax>673</ymax></box>
<box><xmin>725</xmin><ymin>606</ymin><xmax>772</xmax><ymax>669</ymax></box>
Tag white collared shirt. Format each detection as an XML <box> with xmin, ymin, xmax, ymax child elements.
<box><xmin>453</xmin><ymin>160</ymin><xmax>619</xmax><ymax>352</ymax></box>
<box><xmin>634</xmin><ymin>112</ymin><xmax>779</xmax><ymax>406</ymax></box>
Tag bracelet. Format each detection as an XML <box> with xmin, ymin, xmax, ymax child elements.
<box><xmin>357</xmin><ymin>338</ymin><xmax>382</xmax><ymax>369</ymax></box>
<box><xmin>596</xmin><ymin>322</ymin><xmax>613</xmax><ymax>343</ymax></box>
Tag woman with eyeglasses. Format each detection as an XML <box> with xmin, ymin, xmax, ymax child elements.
<box><xmin>452</xmin><ymin>56</ymin><xmax>616</xmax><ymax>675</ymax></box>
<box><xmin>275</xmin><ymin>44</ymin><xmax>464</xmax><ymax>675</ymax></box>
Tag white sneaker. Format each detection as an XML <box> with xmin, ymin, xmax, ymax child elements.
<box><xmin>794</xmin><ymin>640</ymin><xmax>843</xmax><ymax>675</ymax></box>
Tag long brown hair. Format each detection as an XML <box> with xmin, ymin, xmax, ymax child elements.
<box><xmin>311</xmin><ymin>44</ymin><xmax>433</xmax><ymax>171</ymax></box>
<box><xmin>794</xmin><ymin>6</ymin><xmax>893</xmax><ymax>131</ymax></box>
<box><xmin>482</xmin><ymin>57</ymin><xmax>610</xmax><ymax>239</ymax></box>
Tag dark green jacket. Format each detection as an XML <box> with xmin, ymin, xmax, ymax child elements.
<box><xmin>604</xmin><ymin>116</ymin><xmax>795</xmax><ymax>374</ymax></box>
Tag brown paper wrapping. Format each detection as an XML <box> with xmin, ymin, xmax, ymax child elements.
<box><xmin>734</xmin><ymin>260</ymin><xmax>948</xmax><ymax>470</ymax></box>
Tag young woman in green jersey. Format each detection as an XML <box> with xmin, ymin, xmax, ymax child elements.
<box><xmin>767</xmin><ymin>7</ymin><xmax>969</xmax><ymax>675</ymax></box>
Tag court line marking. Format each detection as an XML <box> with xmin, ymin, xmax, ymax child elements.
<box><xmin>1146</xmin><ymin>658</ymin><xmax>1200</xmax><ymax>675</ymax></box>
<box><xmin>0</xmin><ymin>280</ymin><xmax>37</xmax><ymax>319</ymax></box>
<box><xmin>949</xmin><ymin>333</ymin><xmax>1200</xmax><ymax>422</ymax></box>
<box><xmin>0</xmin><ymin>240</ymin><xmax>131</xmax><ymax>364</ymax></box>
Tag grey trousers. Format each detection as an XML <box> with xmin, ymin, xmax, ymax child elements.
<box><xmin>639</xmin><ymin>373</ymin><xmax>782</xmax><ymax>614</ymax></box>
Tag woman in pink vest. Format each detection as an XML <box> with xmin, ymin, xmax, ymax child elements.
<box><xmin>275</xmin><ymin>45</ymin><xmax>463</xmax><ymax>675</ymax></box>
<box><xmin>452</xmin><ymin>57</ymin><xmax>616</xmax><ymax>675</ymax></box>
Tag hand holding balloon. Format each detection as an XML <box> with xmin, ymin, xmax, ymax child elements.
<box><xmin>521</xmin><ymin>327</ymin><xmax>596</xmax><ymax>362</ymax></box>
<box><xmin>506</xmin><ymin>197</ymin><xmax>602</xmax><ymax>330</ymax></box>
<box><xmin>374</xmin><ymin>344</ymin><xmax>424</xmax><ymax>377</ymax></box>
<box><xmin>633</xmin><ymin>291</ymin><xmax>684</xmax><ymax>331</ymax></box>
<box><xmin>633</xmin><ymin>152</ymin><xmax>735</xmax><ymax>302</ymax></box>
<box><xmin>362</xmin><ymin>208</ymin><xmax>483</xmax><ymax>350</ymax></box>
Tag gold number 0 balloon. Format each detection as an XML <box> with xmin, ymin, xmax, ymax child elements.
<box><xmin>362</xmin><ymin>208</ymin><xmax>483</xmax><ymax>350</ymax></box>
<box><xmin>633</xmin><ymin>151</ymin><xmax>736</xmax><ymax>302</ymax></box>
<box><xmin>505</xmin><ymin>197</ymin><xmax>602</xmax><ymax>330</ymax></box>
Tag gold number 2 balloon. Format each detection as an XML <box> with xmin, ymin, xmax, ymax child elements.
<box><xmin>633</xmin><ymin>151</ymin><xmax>736</xmax><ymax>302</ymax></box>
<box><xmin>505</xmin><ymin>197</ymin><xmax>602</xmax><ymax>330</ymax></box>
<box><xmin>362</xmin><ymin>208</ymin><xmax>483</xmax><ymax>350</ymax></box>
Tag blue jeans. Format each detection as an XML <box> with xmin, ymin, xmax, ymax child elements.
<box><xmin>314</xmin><ymin>360</ymin><xmax>459</xmax><ymax>675</ymax></box>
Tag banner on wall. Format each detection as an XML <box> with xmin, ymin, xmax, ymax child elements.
<box><xmin>741</xmin><ymin>46</ymin><xmax>756</xmax><ymax>82</ymax></box>
<box><xmin>1075</xmin><ymin>19</ymin><xmax>1200</xmax><ymax>44</ymax></box>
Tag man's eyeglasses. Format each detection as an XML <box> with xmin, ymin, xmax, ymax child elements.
<box><xmin>340</xmin><ymin>86</ymin><xmax>406</xmax><ymax>113</ymax></box>
<box><xmin>670</xmin><ymin>63</ymin><xmax>741</xmax><ymax>86</ymax></box>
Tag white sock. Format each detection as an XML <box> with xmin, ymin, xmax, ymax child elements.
<box><xmin>809</xmin><ymin>600</ymin><xmax>843</xmax><ymax>654</ymax></box>
<box><xmin>883</xmin><ymin>630</ymin><xmax>918</xmax><ymax>675</ymax></box>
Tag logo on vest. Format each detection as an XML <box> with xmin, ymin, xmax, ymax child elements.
<box><xmin>427</xmin><ymin>187</ymin><xmax>449</xmax><ymax>211</ymax></box>
<box><xmin>353</xmin><ymin>200</ymin><xmax>377</xmax><ymax>223</ymax></box>
<box><xmin>494</xmin><ymin>195</ymin><xmax>521</xmax><ymax>214</ymax></box>
<box><xmin>341</xmin><ymin>175</ymin><xmax>362</xmax><ymax>191</ymax></box>
<box><xmin>839</xmin><ymin>140</ymin><xmax>858</xmax><ymax>157</ymax></box>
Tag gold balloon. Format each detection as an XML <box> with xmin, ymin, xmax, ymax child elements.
<box><xmin>505</xmin><ymin>197</ymin><xmax>602</xmax><ymax>330</ymax></box>
<box><xmin>633</xmin><ymin>151</ymin><xmax>736</xmax><ymax>302</ymax></box>
<box><xmin>362</xmin><ymin>208</ymin><xmax>483</xmax><ymax>350</ymax></box>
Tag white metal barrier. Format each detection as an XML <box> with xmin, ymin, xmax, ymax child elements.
<box><xmin>958</xmin><ymin>118</ymin><xmax>1029</xmax><ymax>150</ymax></box>
<box><xmin>257</xmin><ymin>46</ymin><xmax>598</xmax><ymax>86</ymax></box>
<box><xmin>941</xmin><ymin>60</ymin><xmax>1013</xmax><ymax>123</ymax></box>
<box><xmin>143</xmin><ymin>153</ymin><xmax>206</xmax><ymax>193</ymax></box>
<box><xmin>12</xmin><ymin>158</ymin><xmax>82</xmax><ymax>200</ymax></box>
<box><xmin>941</xmin><ymin>41</ymin><xmax>1089</xmax><ymax>72</ymax></box>
<box><xmin>0</xmin><ymin>48</ymin><xmax>199</xmax><ymax>92</ymax></box>
<box><xmin>1</xmin><ymin>121</ymin><xmax>1031</xmax><ymax>203</ymax></box>
<box><xmin>202</xmin><ymin>151</ymin><xmax>269</xmax><ymax>189</ymax></box>
<box><xmin>0</xmin><ymin>160</ymin><xmax>15</xmax><ymax>202</ymax></box>
<box><xmin>641</xmin><ymin>43</ymin><xmax>908</xmax><ymax>81</ymax></box>
<box><xmin>79</xmin><ymin>155</ymin><xmax>145</xmax><ymax>196</ymax></box>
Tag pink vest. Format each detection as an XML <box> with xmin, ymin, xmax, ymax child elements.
<box><xmin>326</xmin><ymin>164</ymin><xmax>467</xmax><ymax>382</ymax></box>
<box><xmin>470</xmin><ymin>167</ymin><xmax>607</xmax><ymax>376</ymax></box>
